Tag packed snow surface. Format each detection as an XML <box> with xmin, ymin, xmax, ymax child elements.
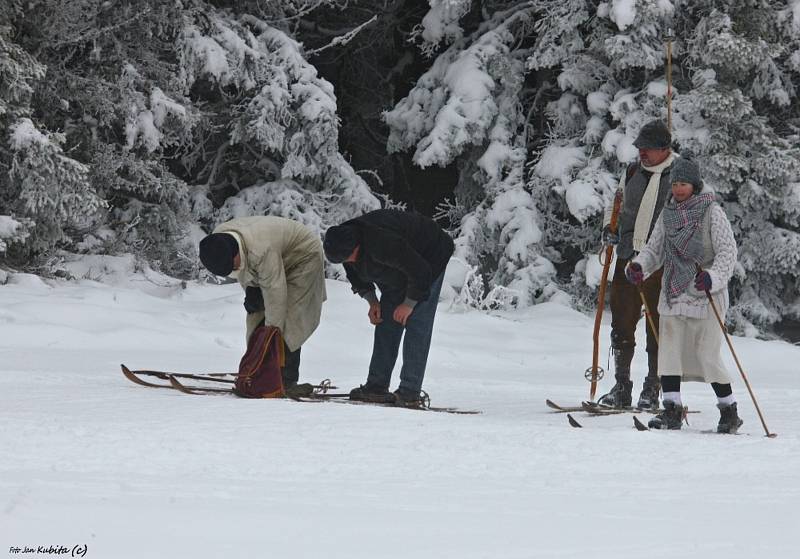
<box><xmin>1</xmin><ymin>273</ymin><xmax>798</xmax><ymax>558</ymax></box>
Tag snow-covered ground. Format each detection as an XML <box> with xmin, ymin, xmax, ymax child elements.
<box><xmin>1</xmin><ymin>272</ymin><xmax>798</xmax><ymax>558</ymax></box>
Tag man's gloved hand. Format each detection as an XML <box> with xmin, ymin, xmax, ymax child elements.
<box><xmin>244</xmin><ymin>286</ymin><xmax>264</xmax><ymax>314</ymax></box>
<box><xmin>694</xmin><ymin>271</ymin><xmax>712</xmax><ymax>292</ymax></box>
<box><xmin>601</xmin><ymin>225</ymin><xmax>619</xmax><ymax>246</ymax></box>
<box><xmin>625</xmin><ymin>262</ymin><xmax>644</xmax><ymax>286</ymax></box>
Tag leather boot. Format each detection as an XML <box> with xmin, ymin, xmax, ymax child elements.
<box><xmin>648</xmin><ymin>400</ymin><xmax>686</xmax><ymax>430</ymax></box>
<box><xmin>598</xmin><ymin>347</ymin><xmax>634</xmax><ymax>407</ymax></box>
<box><xmin>717</xmin><ymin>402</ymin><xmax>744</xmax><ymax>434</ymax></box>
<box><xmin>637</xmin><ymin>352</ymin><xmax>660</xmax><ymax>410</ymax></box>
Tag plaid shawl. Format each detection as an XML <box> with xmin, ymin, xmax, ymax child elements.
<box><xmin>661</xmin><ymin>192</ymin><xmax>715</xmax><ymax>304</ymax></box>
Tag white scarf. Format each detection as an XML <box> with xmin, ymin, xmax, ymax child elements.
<box><xmin>225</xmin><ymin>231</ymin><xmax>247</xmax><ymax>280</ymax></box>
<box><xmin>632</xmin><ymin>152</ymin><xmax>676</xmax><ymax>252</ymax></box>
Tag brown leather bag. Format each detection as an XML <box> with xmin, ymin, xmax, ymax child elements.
<box><xmin>234</xmin><ymin>325</ymin><xmax>285</xmax><ymax>398</ymax></box>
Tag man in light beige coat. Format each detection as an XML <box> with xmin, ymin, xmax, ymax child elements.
<box><xmin>199</xmin><ymin>216</ymin><xmax>327</xmax><ymax>391</ymax></box>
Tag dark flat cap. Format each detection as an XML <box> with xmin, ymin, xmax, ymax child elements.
<box><xmin>633</xmin><ymin>120</ymin><xmax>671</xmax><ymax>149</ymax></box>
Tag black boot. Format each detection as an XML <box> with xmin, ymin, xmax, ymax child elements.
<box><xmin>393</xmin><ymin>387</ymin><xmax>424</xmax><ymax>408</ymax></box>
<box><xmin>349</xmin><ymin>383</ymin><xmax>395</xmax><ymax>403</ymax></box>
<box><xmin>637</xmin><ymin>358</ymin><xmax>660</xmax><ymax>410</ymax></box>
<box><xmin>637</xmin><ymin>352</ymin><xmax>660</xmax><ymax>409</ymax></box>
<box><xmin>647</xmin><ymin>400</ymin><xmax>686</xmax><ymax>430</ymax></box>
<box><xmin>598</xmin><ymin>348</ymin><xmax>634</xmax><ymax>407</ymax></box>
<box><xmin>717</xmin><ymin>402</ymin><xmax>744</xmax><ymax>434</ymax></box>
<box><xmin>637</xmin><ymin>378</ymin><xmax>660</xmax><ymax>410</ymax></box>
<box><xmin>282</xmin><ymin>343</ymin><xmax>301</xmax><ymax>387</ymax></box>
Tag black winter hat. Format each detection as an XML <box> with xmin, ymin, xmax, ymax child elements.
<box><xmin>633</xmin><ymin>120</ymin><xmax>671</xmax><ymax>149</ymax></box>
<box><xmin>669</xmin><ymin>157</ymin><xmax>703</xmax><ymax>192</ymax></box>
<box><xmin>323</xmin><ymin>224</ymin><xmax>359</xmax><ymax>263</ymax></box>
<box><xmin>199</xmin><ymin>233</ymin><xmax>239</xmax><ymax>276</ymax></box>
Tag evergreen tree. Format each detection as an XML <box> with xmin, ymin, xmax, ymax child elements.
<box><xmin>0</xmin><ymin>21</ymin><xmax>44</xmax><ymax>258</ymax></box>
<box><xmin>386</xmin><ymin>2</ymin><xmax>556</xmax><ymax>307</ymax></box>
<box><xmin>6</xmin><ymin>118</ymin><xmax>105</xmax><ymax>255</ymax></box>
<box><xmin>672</xmin><ymin>1</ymin><xmax>800</xmax><ymax>332</ymax></box>
<box><xmin>385</xmin><ymin>0</ymin><xmax>800</xmax><ymax>333</ymax></box>
<box><xmin>1</xmin><ymin>0</ymin><xmax>376</xmax><ymax>276</ymax></box>
<box><xmin>2</xmin><ymin>0</ymin><xmax>799</xmax><ymax>335</ymax></box>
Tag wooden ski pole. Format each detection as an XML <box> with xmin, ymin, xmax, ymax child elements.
<box><xmin>665</xmin><ymin>28</ymin><xmax>675</xmax><ymax>131</ymax></box>
<box><xmin>638</xmin><ymin>289</ymin><xmax>660</xmax><ymax>346</ymax></box>
<box><xmin>695</xmin><ymin>265</ymin><xmax>777</xmax><ymax>438</ymax></box>
<box><xmin>588</xmin><ymin>191</ymin><xmax>623</xmax><ymax>400</ymax></box>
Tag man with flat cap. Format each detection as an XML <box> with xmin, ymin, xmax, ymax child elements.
<box><xmin>199</xmin><ymin>216</ymin><xmax>326</xmax><ymax>393</ymax></box>
<box><xmin>323</xmin><ymin>209</ymin><xmax>454</xmax><ymax>407</ymax></box>
<box><xmin>598</xmin><ymin>119</ymin><xmax>678</xmax><ymax>410</ymax></box>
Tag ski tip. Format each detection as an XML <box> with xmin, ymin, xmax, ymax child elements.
<box><xmin>121</xmin><ymin>364</ymin><xmax>131</xmax><ymax>373</ymax></box>
<box><xmin>545</xmin><ymin>399</ymin><xmax>563</xmax><ymax>411</ymax></box>
<box><xmin>567</xmin><ymin>414</ymin><xmax>583</xmax><ymax>428</ymax></box>
<box><xmin>633</xmin><ymin>416</ymin><xmax>649</xmax><ymax>431</ymax></box>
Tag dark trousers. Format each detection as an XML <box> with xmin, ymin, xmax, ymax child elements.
<box><xmin>610</xmin><ymin>258</ymin><xmax>662</xmax><ymax>356</ymax></box>
<box><xmin>366</xmin><ymin>272</ymin><xmax>445</xmax><ymax>393</ymax></box>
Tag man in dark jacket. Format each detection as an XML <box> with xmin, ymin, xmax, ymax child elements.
<box><xmin>600</xmin><ymin>119</ymin><xmax>677</xmax><ymax>410</ymax></box>
<box><xmin>323</xmin><ymin>209</ymin><xmax>454</xmax><ymax>406</ymax></box>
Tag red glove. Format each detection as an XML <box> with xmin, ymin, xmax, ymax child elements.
<box><xmin>625</xmin><ymin>262</ymin><xmax>644</xmax><ymax>285</ymax></box>
<box><xmin>694</xmin><ymin>271</ymin><xmax>712</xmax><ymax>291</ymax></box>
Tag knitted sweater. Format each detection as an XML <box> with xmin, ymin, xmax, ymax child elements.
<box><xmin>633</xmin><ymin>192</ymin><xmax>737</xmax><ymax>318</ymax></box>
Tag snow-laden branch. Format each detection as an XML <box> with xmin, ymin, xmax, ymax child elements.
<box><xmin>53</xmin><ymin>7</ymin><xmax>153</xmax><ymax>48</ymax></box>
<box><xmin>305</xmin><ymin>15</ymin><xmax>378</xmax><ymax>56</ymax></box>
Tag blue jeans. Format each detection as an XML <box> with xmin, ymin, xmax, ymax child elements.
<box><xmin>366</xmin><ymin>272</ymin><xmax>445</xmax><ymax>393</ymax></box>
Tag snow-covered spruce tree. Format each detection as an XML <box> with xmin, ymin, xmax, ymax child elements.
<box><xmin>176</xmin><ymin>11</ymin><xmax>377</xmax><ymax>238</ymax></box>
<box><xmin>392</xmin><ymin>0</ymin><xmax>800</xmax><ymax>334</ymax></box>
<box><xmin>528</xmin><ymin>0</ymin><xmax>800</xmax><ymax>331</ymax></box>
<box><xmin>4</xmin><ymin>1</ymin><xmax>376</xmax><ymax>277</ymax></box>
<box><xmin>526</xmin><ymin>0</ymin><xmax>677</xmax><ymax>311</ymax></box>
<box><xmin>0</xmin><ymin>22</ymin><xmax>45</xmax><ymax>262</ymax></box>
<box><xmin>386</xmin><ymin>0</ymin><xmax>676</xmax><ymax>308</ymax></box>
<box><xmin>5</xmin><ymin>118</ymin><xmax>106</xmax><ymax>256</ymax></box>
<box><xmin>386</xmin><ymin>2</ymin><xmax>560</xmax><ymax>308</ymax></box>
<box><xmin>5</xmin><ymin>1</ymin><xmax>204</xmax><ymax>274</ymax></box>
<box><xmin>0</xmin><ymin>27</ymin><xmax>106</xmax><ymax>262</ymax></box>
<box><xmin>670</xmin><ymin>2</ymin><xmax>800</xmax><ymax>333</ymax></box>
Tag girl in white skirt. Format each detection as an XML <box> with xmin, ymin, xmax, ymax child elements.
<box><xmin>625</xmin><ymin>158</ymin><xmax>743</xmax><ymax>433</ymax></box>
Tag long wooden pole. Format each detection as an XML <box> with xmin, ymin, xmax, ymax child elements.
<box><xmin>665</xmin><ymin>28</ymin><xmax>674</xmax><ymax>131</ymax></box>
<box><xmin>638</xmin><ymin>290</ymin><xmax>659</xmax><ymax>346</ymax></box>
<box><xmin>589</xmin><ymin>191</ymin><xmax>623</xmax><ymax>400</ymax></box>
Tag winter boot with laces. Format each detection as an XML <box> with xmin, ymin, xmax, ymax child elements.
<box><xmin>393</xmin><ymin>387</ymin><xmax>424</xmax><ymax>408</ymax></box>
<box><xmin>598</xmin><ymin>378</ymin><xmax>633</xmax><ymax>407</ymax></box>
<box><xmin>597</xmin><ymin>347</ymin><xmax>634</xmax><ymax>407</ymax></box>
<box><xmin>349</xmin><ymin>382</ymin><xmax>395</xmax><ymax>403</ymax></box>
<box><xmin>637</xmin><ymin>377</ymin><xmax>660</xmax><ymax>410</ymax></box>
<box><xmin>637</xmin><ymin>352</ymin><xmax>660</xmax><ymax>409</ymax></box>
<box><xmin>717</xmin><ymin>402</ymin><xmax>744</xmax><ymax>434</ymax></box>
<box><xmin>647</xmin><ymin>400</ymin><xmax>686</xmax><ymax>430</ymax></box>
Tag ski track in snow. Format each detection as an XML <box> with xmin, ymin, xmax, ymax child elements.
<box><xmin>1</xmin><ymin>276</ymin><xmax>798</xmax><ymax>558</ymax></box>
